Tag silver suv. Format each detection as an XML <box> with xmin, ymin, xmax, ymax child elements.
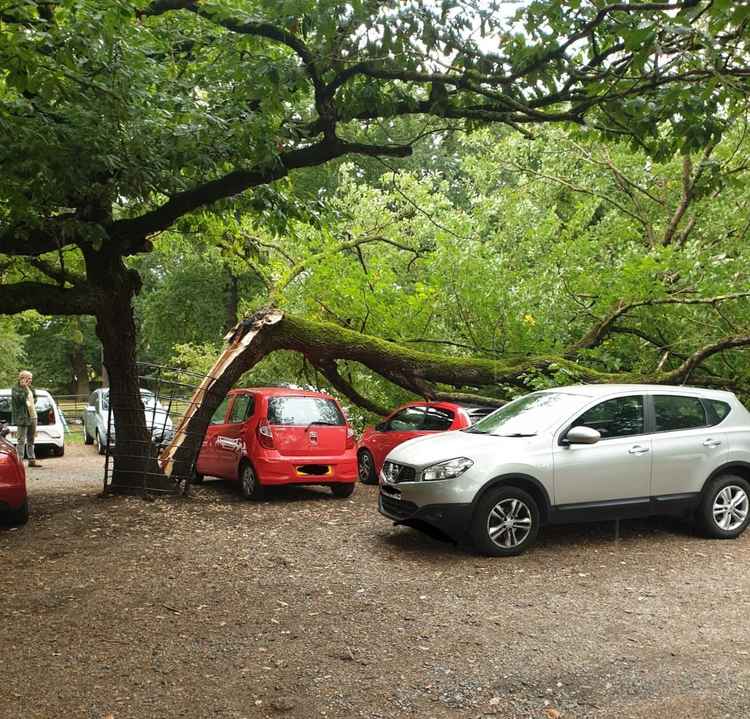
<box><xmin>378</xmin><ymin>385</ymin><xmax>750</xmax><ymax>556</ymax></box>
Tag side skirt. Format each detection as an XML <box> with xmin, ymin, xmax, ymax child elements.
<box><xmin>548</xmin><ymin>493</ymin><xmax>701</xmax><ymax>525</ymax></box>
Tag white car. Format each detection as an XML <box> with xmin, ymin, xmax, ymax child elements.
<box><xmin>379</xmin><ymin>384</ymin><xmax>750</xmax><ymax>556</ymax></box>
<box><xmin>82</xmin><ymin>388</ymin><xmax>174</xmax><ymax>455</ymax></box>
<box><xmin>0</xmin><ymin>388</ymin><xmax>66</xmax><ymax>457</ymax></box>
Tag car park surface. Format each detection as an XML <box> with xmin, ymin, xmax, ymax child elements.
<box><xmin>1</xmin><ymin>446</ymin><xmax>749</xmax><ymax>719</ymax></box>
<box><xmin>379</xmin><ymin>384</ymin><xmax>750</xmax><ymax>555</ymax></box>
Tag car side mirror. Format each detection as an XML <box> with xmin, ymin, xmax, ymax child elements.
<box><xmin>564</xmin><ymin>426</ymin><xmax>601</xmax><ymax>445</ymax></box>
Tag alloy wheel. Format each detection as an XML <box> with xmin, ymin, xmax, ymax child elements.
<box><xmin>712</xmin><ymin>485</ymin><xmax>749</xmax><ymax>531</ymax></box>
<box><xmin>242</xmin><ymin>465</ymin><xmax>256</xmax><ymax>496</ymax></box>
<box><xmin>487</xmin><ymin>498</ymin><xmax>533</xmax><ymax>549</ymax></box>
<box><xmin>358</xmin><ymin>453</ymin><xmax>372</xmax><ymax>482</ymax></box>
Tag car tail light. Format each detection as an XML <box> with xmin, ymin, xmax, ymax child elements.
<box><xmin>257</xmin><ymin>419</ymin><xmax>274</xmax><ymax>449</ymax></box>
<box><xmin>346</xmin><ymin>426</ymin><xmax>355</xmax><ymax>449</ymax></box>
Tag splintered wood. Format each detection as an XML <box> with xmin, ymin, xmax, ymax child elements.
<box><xmin>158</xmin><ymin>310</ymin><xmax>284</xmax><ymax>478</ymax></box>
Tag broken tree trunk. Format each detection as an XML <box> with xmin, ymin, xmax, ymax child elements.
<box><xmin>160</xmin><ymin>307</ymin><xmax>728</xmax><ymax>487</ymax></box>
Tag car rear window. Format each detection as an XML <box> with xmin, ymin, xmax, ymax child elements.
<box><xmin>267</xmin><ymin>397</ymin><xmax>345</xmax><ymax>426</ymax></box>
<box><xmin>0</xmin><ymin>395</ymin><xmax>55</xmax><ymax>425</ymax></box>
<box><xmin>653</xmin><ymin>395</ymin><xmax>706</xmax><ymax>432</ymax></box>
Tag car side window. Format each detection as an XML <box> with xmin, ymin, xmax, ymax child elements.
<box><xmin>653</xmin><ymin>395</ymin><xmax>706</xmax><ymax>432</ymax></box>
<box><xmin>228</xmin><ymin>395</ymin><xmax>254</xmax><ymax>424</ymax></box>
<box><xmin>387</xmin><ymin>407</ymin><xmax>426</xmax><ymax>431</ymax></box>
<box><xmin>575</xmin><ymin>396</ymin><xmax>644</xmax><ymax>439</ymax></box>
<box><xmin>209</xmin><ymin>397</ymin><xmax>231</xmax><ymax>425</ymax></box>
<box><xmin>423</xmin><ymin>407</ymin><xmax>454</xmax><ymax>431</ymax></box>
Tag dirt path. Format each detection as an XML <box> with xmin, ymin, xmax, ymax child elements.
<box><xmin>1</xmin><ymin>444</ymin><xmax>749</xmax><ymax>719</ymax></box>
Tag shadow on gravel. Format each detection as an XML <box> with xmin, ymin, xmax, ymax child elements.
<box><xmin>190</xmin><ymin>478</ymin><xmax>347</xmax><ymax>504</ymax></box>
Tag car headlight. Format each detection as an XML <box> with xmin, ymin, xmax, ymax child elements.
<box><xmin>421</xmin><ymin>457</ymin><xmax>474</xmax><ymax>482</ymax></box>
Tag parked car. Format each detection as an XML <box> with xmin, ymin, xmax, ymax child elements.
<box><xmin>0</xmin><ymin>423</ymin><xmax>28</xmax><ymax>526</ymax></box>
<box><xmin>83</xmin><ymin>388</ymin><xmax>174</xmax><ymax>455</ymax></box>
<box><xmin>357</xmin><ymin>401</ymin><xmax>495</xmax><ymax>484</ymax></box>
<box><xmin>0</xmin><ymin>388</ymin><xmax>66</xmax><ymax>457</ymax></box>
<box><xmin>378</xmin><ymin>384</ymin><xmax>750</xmax><ymax>556</ymax></box>
<box><xmin>195</xmin><ymin>387</ymin><xmax>357</xmax><ymax>499</ymax></box>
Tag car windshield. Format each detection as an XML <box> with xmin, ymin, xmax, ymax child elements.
<box><xmin>267</xmin><ymin>397</ymin><xmax>345</xmax><ymax>426</ymax></box>
<box><xmin>101</xmin><ymin>390</ymin><xmax>161</xmax><ymax>411</ymax></box>
<box><xmin>464</xmin><ymin>392</ymin><xmax>587</xmax><ymax>436</ymax></box>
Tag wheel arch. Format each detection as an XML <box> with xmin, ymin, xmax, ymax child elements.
<box><xmin>473</xmin><ymin>473</ymin><xmax>552</xmax><ymax>524</ymax></box>
<box><xmin>702</xmin><ymin>461</ymin><xmax>750</xmax><ymax>494</ymax></box>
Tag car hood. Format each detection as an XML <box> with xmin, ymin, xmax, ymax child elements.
<box><xmin>385</xmin><ymin>429</ymin><xmax>539</xmax><ymax>467</ymax></box>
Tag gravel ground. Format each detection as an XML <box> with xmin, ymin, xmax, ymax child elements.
<box><xmin>1</xmin><ymin>444</ymin><xmax>749</xmax><ymax>719</ymax></box>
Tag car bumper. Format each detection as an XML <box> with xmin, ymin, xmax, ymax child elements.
<box><xmin>378</xmin><ymin>490</ymin><xmax>472</xmax><ymax>543</ymax></box>
<box><xmin>5</xmin><ymin>428</ymin><xmax>64</xmax><ymax>449</ymax></box>
<box><xmin>254</xmin><ymin>455</ymin><xmax>358</xmax><ymax>485</ymax></box>
<box><xmin>0</xmin><ymin>483</ymin><xmax>27</xmax><ymax>511</ymax></box>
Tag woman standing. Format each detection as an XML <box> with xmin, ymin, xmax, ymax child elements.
<box><xmin>11</xmin><ymin>370</ymin><xmax>42</xmax><ymax>468</ymax></box>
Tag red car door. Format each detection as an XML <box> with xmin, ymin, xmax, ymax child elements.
<box><xmin>196</xmin><ymin>396</ymin><xmax>232</xmax><ymax>478</ymax></box>
<box><xmin>368</xmin><ymin>405</ymin><xmax>427</xmax><ymax>471</ymax></box>
<box><xmin>215</xmin><ymin>393</ymin><xmax>255</xmax><ymax>479</ymax></box>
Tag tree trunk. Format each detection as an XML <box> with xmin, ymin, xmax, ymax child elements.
<box><xmin>85</xmin><ymin>250</ymin><xmax>172</xmax><ymax>493</ymax></box>
<box><xmin>69</xmin><ymin>339</ymin><xmax>90</xmax><ymax>399</ymax></box>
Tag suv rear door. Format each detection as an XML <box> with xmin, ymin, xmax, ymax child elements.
<box><xmin>267</xmin><ymin>395</ymin><xmax>347</xmax><ymax>457</ymax></box>
<box><xmin>649</xmin><ymin>394</ymin><xmax>727</xmax><ymax>499</ymax></box>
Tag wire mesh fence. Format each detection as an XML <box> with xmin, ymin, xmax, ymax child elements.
<box><xmin>90</xmin><ymin>364</ymin><xmax>224</xmax><ymax>496</ymax></box>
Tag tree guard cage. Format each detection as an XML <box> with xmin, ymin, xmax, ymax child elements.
<box><xmin>102</xmin><ymin>363</ymin><xmax>224</xmax><ymax>495</ymax></box>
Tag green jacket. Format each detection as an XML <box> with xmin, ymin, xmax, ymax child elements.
<box><xmin>11</xmin><ymin>385</ymin><xmax>36</xmax><ymax>426</ymax></box>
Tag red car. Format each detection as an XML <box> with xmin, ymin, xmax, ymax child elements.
<box><xmin>357</xmin><ymin>401</ymin><xmax>495</xmax><ymax>484</ymax></box>
<box><xmin>0</xmin><ymin>431</ymin><xmax>28</xmax><ymax>526</ymax></box>
<box><xmin>195</xmin><ymin>387</ymin><xmax>357</xmax><ymax>499</ymax></box>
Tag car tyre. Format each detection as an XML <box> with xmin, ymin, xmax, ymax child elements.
<box><xmin>52</xmin><ymin>445</ymin><xmax>64</xmax><ymax>458</ymax></box>
<box><xmin>471</xmin><ymin>486</ymin><xmax>540</xmax><ymax>557</ymax></box>
<box><xmin>95</xmin><ymin>430</ymin><xmax>106</xmax><ymax>456</ymax></box>
<box><xmin>698</xmin><ymin>474</ymin><xmax>750</xmax><ymax>539</ymax></box>
<box><xmin>239</xmin><ymin>462</ymin><xmax>264</xmax><ymax>501</ymax></box>
<box><xmin>358</xmin><ymin>450</ymin><xmax>377</xmax><ymax>484</ymax></box>
<box><xmin>84</xmin><ymin>428</ymin><xmax>94</xmax><ymax>445</ymax></box>
<box><xmin>331</xmin><ymin>483</ymin><xmax>355</xmax><ymax>498</ymax></box>
<box><xmin>2</xmin><ymin>500</ymin><xmax>29</xmax><ymax>527</ymax></box>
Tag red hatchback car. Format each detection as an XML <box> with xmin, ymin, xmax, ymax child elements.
<box><xmin>357</xmin><ymin>401</ymin><xmax>495</xmax><ymax>484</ymax></box>
<box><xmin>0</xmin><ymin>432</ymin><xmax>28</xmax><ymax>526</ymax></box>
<box><xmin>195</xmin><ymin>388</ymin><xmax>357</xmax><ymax>499</ymax></box>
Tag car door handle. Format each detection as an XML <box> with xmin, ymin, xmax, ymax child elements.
<box><xmin>703</xmin><ymin>438</ymin><xmax>722</xmax><ymax>448</ymax></box>
<box><xmin>628</xmin><ymin>445</ymin><xmax>649</xmax><ymax>455</ymax></box>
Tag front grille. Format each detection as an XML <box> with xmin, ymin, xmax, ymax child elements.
<box><xmin>380</xmin><ymin>494</ymin><xmax>418</xmax><ymax>520</ymax></box>
<box><xmin>383</xmin><ymin>461</ymin><xmax>417</xmax><ymax>483</ymax></box>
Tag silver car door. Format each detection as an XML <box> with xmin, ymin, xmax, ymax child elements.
<box><xmin>649</xmin><ymin>394</ymin><xmax>726</xmax><ymax>498</ymax></box>
<box><xmin>553</xmin><ymin>395</ymin><xmax>651</xmax><ymax>505</ymax></box>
